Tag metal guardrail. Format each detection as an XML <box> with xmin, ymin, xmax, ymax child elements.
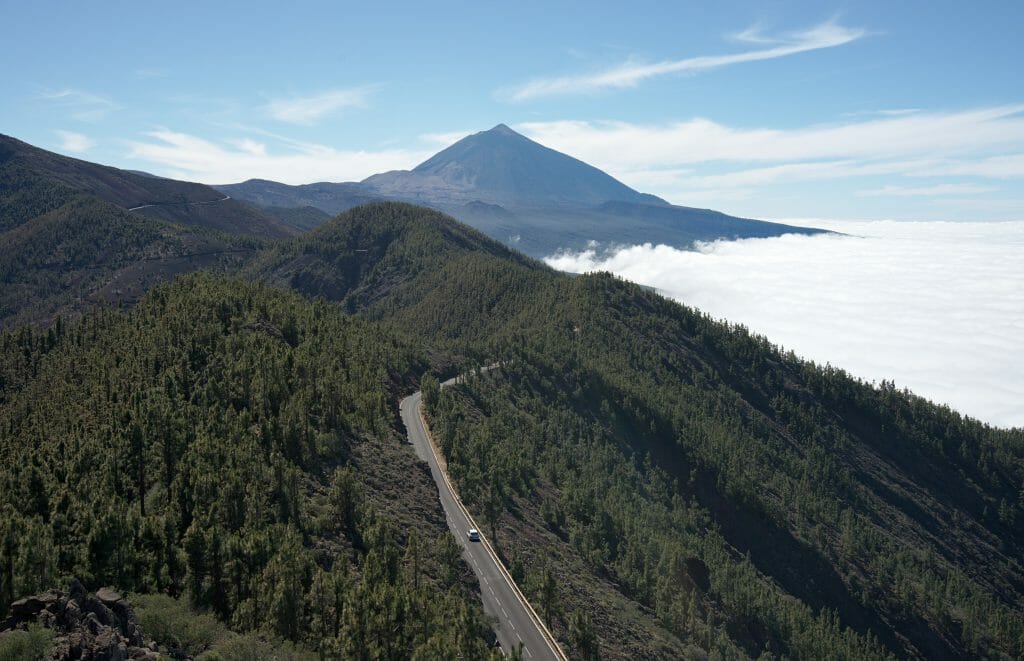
<box><xmin>416</xmin><ymin>393</ymin><xmax>568</xmax><ymax>661</ymax></box>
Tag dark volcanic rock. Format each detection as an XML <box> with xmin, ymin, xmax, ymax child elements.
<box><xmin>1</xmin><ymin>579</ymin><xmax>157</xmax><ymax>660</ymax></box>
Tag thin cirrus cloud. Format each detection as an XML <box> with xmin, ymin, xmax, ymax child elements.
<box><xmin>267</xmin><ymin>87</ymin><xmax>375</xmax><ymax>125</ymax></box>
<box><xmin>856</xmin><ymin>183</ymin><xmax>996</xmax><ymax>197</ymax></box>
<box><xmin>125</xmin><ymin>129</ymin><xmax>432</xmax><ymax>184</ymax></box>
<box><xmin>545</xmin><ymin>220</ymin><xmax>1024</xmax><ymax>429</ymax></box>
<box><xmin>500</xmin><ymin>20</ymin><xmax>865</xmax><ymax>102</ymax></box>
<box><xmin>54</xmin><ymin>130</ymin><xmax>95</xmax><ymax>153</ymax></box>
<box><xmin>36</xmin><ymin>88</ymin><xmax>118</xmax><ymax>122</ymax></box>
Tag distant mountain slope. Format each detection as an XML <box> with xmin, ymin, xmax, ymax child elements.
<box><xmin>0</xmin><ymin>194</ymin><xmax>255</xmax><ymax>328</ymax></box>
<box><xmin>0</xmin><ymin>134</ymin><xmax>295</xmax><ymax>239</ymax></box>
<box><xmin>0</xmin><ymin>135</ymin><xmax>272</xmax><ymax>327</ymax></box>
<box><xmin>215</xmin><ymin>178</ymin><xmax>382</xmax><ymax>216</ymax></box>
<box><xmin>366</xmin><ymin>123</ymin><xmax>665</xmax><ymax>208</ymax></box>
<box><xmin>220</xmin><ymin>125</ymin><xmax>827</xmax><ymax>257</ymax></box>
<box><xmin>257</xmin><ymin>204</ymin><xmax>332</xmax><ymax>231</ymax></box>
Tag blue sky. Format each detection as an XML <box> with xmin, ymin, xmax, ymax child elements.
<box><xmin>2</xmin><ymin>1</ymin><xmax>1022</xmax><ymax>221</ymax></box>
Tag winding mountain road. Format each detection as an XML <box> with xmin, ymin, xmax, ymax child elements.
<box><xmin>128</xmin><ymin>194</ymin><xmax>231</xmax><ymax>212</ymax></box>
<box><xmin>400</xmin><ymin>376</ymin><xmax>566</xmax><ymax>660</ymax></box>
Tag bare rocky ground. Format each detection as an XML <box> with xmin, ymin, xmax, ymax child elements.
<box><xmin>0</xmin><ymin>580</ymin><xmax>162</xmax><ymax>661</ymax></box>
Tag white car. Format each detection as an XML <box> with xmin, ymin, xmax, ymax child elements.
<box><xmin>467</xmin><ymin>528</ymin><xmax>480</xmax><ymax>542</ymax></box>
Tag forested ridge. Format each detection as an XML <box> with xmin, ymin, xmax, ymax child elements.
<box><xmin>0</xmin><ymin>135</ymin><xmax>277</xmax><ymax>330</ymax></box>
<box><xmin>0</xmin><ymin>134</ymin><xmax>294</xmax><ymax>240</ymax></box>
<box><xmin>243</xmin><ymin>202</ymin><xmax>1023</xmax><ymax>658</ymax></box>
<box><xmin>1</xmin><ymin>199</ymin><xmax>1022</xmax><ymax>659</ymax></box>
<box><xmin>424</xmin><ymin>274</ymin><xmax>1024</xmax><ymax>658</ymax></box>
<box><xmin>0</xmin><ymin>274</ymin><xmax>501</xmax><ymax>658</ymax></box>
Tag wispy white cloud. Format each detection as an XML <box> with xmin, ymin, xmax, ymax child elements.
<box><xmin>912</xmin><ymin>153</ymin><xmax>1024</xmax><ymax>179</ymax></box>
<box><xmin>513</xmin><ymin>106</ymin><xmax>1024</xmax><ymax>209</ymax></box>
<box><xmin>500</xmin><ymin>20</ymin><xmax>865</xmax><ymax>102</ymax></box>
<box><xmin>545</xmin><ymin>220</ymin><xmax>1024</xmax><ymax>428</ymax></box>
<box><xmin>125</xmin><ymin>129</ymin><xmax>432</xmax><ymax>184</ymax></box>
<box><xmin>857</xmin><ymin>183</ymin><xmax>995</xmax><ymax>197</ymax></box>
<box><xmin>729</xmin><ymin>23</ymin><xmax>782</xmax><ymax>45</ymax></box>
<box><xmin>518</xmin><ymin>105</ymin><xmax>1024</xmax><ymax>170</ymax></box>
<box><xmin>36</xmin><ymin>88</ymin><xmax>118</xmax><ymax>122</ymax></box>
<box><xmin>420</xmin><ymin>130</ymin><xmax>473</xmax><ymax>148</ymax></box>
<box><xmin>267</xmin><ymin>87</ymin><xmax>375</xmax><ymax>125</ymax></box>
<box><xmin>842</xmin><ymin>108</ymin><xmax>922</xmax><ymax>118</ymax></box>
<box><xmin>54</xmin><ymin>130</ymin><xmax>95</xmax><ymax>153</ymax></box>
<box><xmin>134</xmin><ymin>68</ymin><xmax>169</xmax><ymax>79</ymax></box>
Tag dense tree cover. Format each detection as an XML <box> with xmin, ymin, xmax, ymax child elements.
<box><xmin>255</xmin><ymin>205</ymin><xmax>332</xmax><ymax>232</ymax></box>
<box><xmin>0</xmin><ymin>133</ymin><xmax>296</xmax><ymax>328</ymax></box>
<box><xmin>0</xmin><ymin>195</ymin><xmax>258</xmax><ymax>328</ymax></box>
<box><xmin>245</xmin><ymin>202</ymin><xmax>548</xmax><ymax>350</ymax></box>
<box><xmin>240</xmin><ymin>201</ymin><xmax>1023</xmax><ymax>658</ymax></box>
<box><xmin>0</xmin><ymin>274</ymin><xmax>500</xmax><ymax>658</ymax></box>
<box><xmin>422</xmin><ymin>272</ymin><xmax>1024</xmax><ymax>659</ymax></box>
<box><xmin>4</xmin><ymin>196</ymin><xmax>1022</xmax><ymax>658</ymax></box>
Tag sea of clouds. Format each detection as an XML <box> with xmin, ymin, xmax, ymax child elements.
<box><xmin>545</xmin><ymin>220</ymin><xmax>1024</xmax><ymax>429</ymax></box>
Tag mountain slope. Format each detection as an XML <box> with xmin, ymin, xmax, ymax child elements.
<box><xmin>0</xmin><ymin>135</ymin><xmax>292</xmax><ymax>327</ymax></box>
<box><xmin>365</xmin><ymin>123</ymin><xmax>664</xmax><ymax>208</ymax></box>
<box><xmin>0</xmin><ymin>274</ymin><xmax>502</xmax><ymax>658</ymax></box>
<box><xmin>244</xmin><ymin>202</ymin><xmax>545</xmax><ymax>335</ymax></box>
<box><xmin>0</xmin><ymin>134</ymin><xmax>295</xmax><ymax>239</ymax></box>
<box><xmin>0</xmin><ymin>192</ymin><xmax>258</xmax><ymax>328</ymax></box>
<box><xmin>255</xmin><ymin>203</ymin><xmax>1024</xmax><ymax>659</ymax></box>
<box><xmin>220</xmin><ymin>125</ymin><xmax>827</xmax><ymax>257</ymax></box>
<box><xmin>4</xmin><ymin>193</ymin><xmax>1020</xmax><ymax>658</ymax></box>
<box><xmin>215</xmin><ymin>178</ymin><xmax>382</xmax><ymax>216</ymax></box>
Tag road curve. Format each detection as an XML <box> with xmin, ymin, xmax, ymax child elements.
<box><xmin>400</xmin><ymin>379</ymin><xmax>566</xmax><ymax>660</ymax></box>
<box><xmin>128</xmin><ymin>195</ymin><xmax>231</xmax><ymax>212</ymax></box>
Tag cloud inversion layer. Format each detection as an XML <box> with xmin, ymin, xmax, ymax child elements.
<box><xmin>546</xmin><ymin>221</ymin><xmax>1024</xmax><ymax>428</ymax></box>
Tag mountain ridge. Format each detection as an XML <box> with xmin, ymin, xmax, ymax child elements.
<box><xmin>1</xmin><ymin>200</ymin><xmax>1021</xmax><ymax>659</ymax></box>
<box><xmin>368</xmin><ymin>123</ymin><xmax>665</xmax><ymax>208</ymax></box>
<box><xmin>0</xmin><ymin>133</ymin><xmax>295</xmax><ymax>239</ymax></box>
<box><xmin>218</xmin><ymin>124</ymin><xmax>827</xmax><ymax>257</ymax></box>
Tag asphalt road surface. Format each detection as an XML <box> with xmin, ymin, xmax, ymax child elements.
<box><xmin>400</xmin><ymin>382</ymin><xmax>566</xmax><ymax>660</ymax></box>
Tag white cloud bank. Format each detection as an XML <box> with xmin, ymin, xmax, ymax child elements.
<box><xmin>546</xmin><ymin>221</ymin><xmax>1024</xmax><ymax>428</ymax></box>
<box><xmin>501</xmin><ymin>20</ymin><xmax>865</xmax><ymax>101</ymax></box>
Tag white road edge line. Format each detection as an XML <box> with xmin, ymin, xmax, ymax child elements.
<box><xmin>406</xmin><ymin>366</ymin><xmax>568</xmax><ymax>661</ymax></box>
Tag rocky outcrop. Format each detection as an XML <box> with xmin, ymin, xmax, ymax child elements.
<box><xmin>0</xmin><ymin>580</ymin><xmax>159</xmax><ymax>660</ymax></box>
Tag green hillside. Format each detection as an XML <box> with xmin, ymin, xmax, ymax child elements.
<box><xmin>0</xmin><ymin>194</ymin><xmax>257</xmax><ymax>328</ymax></box>
<box><xmin>0</xmin><ymin>135</ymin><xmax>300</xmax><ymax>329</ymax></box>
<box><xmin>2</xmin><ymin>199</ymin><xmax>1021</xmax><ymax>659</ymax></box>
<box><xmin>0</xmin><ymin>275</ymin><xmax>501</xmax><ymax>658</ymax></box>
<box><xmin>255</xmin><ymin>203</ymin><xmax>1023</xmax><ymax>659</ymax></box>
